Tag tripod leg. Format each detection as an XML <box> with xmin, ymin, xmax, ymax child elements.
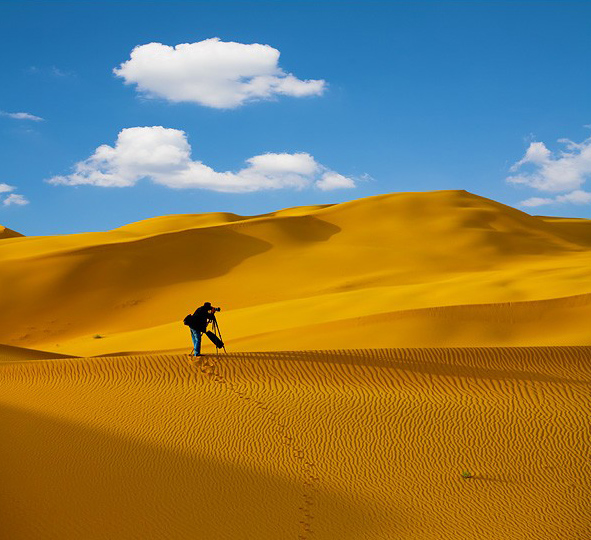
<box><xmin>212</xmin><ymin>317</ymin><xmax>226</xmax><ymax>353</ymax></box>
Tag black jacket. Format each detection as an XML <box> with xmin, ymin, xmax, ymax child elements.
<box><xmin>192</xmin><ymin>305</ymin><xmax>213</xmax><ymax>332</ymax></box>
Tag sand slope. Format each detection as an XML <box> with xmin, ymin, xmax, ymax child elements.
<box><xmin>1</xmin><ymin>347</ymin><xmax>589</xmax><ymax>539</ymax></box>
<box><xmin>1</xmin><ymin>190</ymin><xmax>591</xmax><ymax>355</ymax></box>
<box><xmin>0</xmin><ymin>224</ymin><xmax>23</xmax><ymax>239</ymax></box>
<box><xmin>0</xmin><ymin>343</ymin><xmax>74</xmax><ymax>362</ymax></box>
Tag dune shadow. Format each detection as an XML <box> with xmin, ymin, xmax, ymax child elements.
<box><xmin>263</xmin><ymin>216</ymin><xmax>341</xmax><ymax>243</ymax></box>
<box><xmin>52</xmin><ymin>227</ymin><xmax>273</xmax><ymax>292</ymax></box>
<box><xmin>0</xmin><ymin>403</ymin><xmax>370</xmax><ymax>540</ymax></box>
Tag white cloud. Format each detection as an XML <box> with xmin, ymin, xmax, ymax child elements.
<box><xmin>48</xmin><ymin>126</ymin><xmax>355</xmax><ymax>193</ymax></box>
<box><xmin>556</xmin><ymin>189</ymin><xmax>591</xmax><ymax>204</ymax></box>
<box><xmin>520</xmin><ymin>189</ymin><xmax>591</xmax><ymax>208</ymax></box>
<box><xmin>0</xmin><ymin>183</ymin><xmax>15</xmax><ymax>193</ymax></box>
<box><xmin>26</xmin><ymin>65</ymin><xmax>74</xmax><ymax>79</ymax></box>
<box><xmin>507</xmin><ymin>135</ymin><xmax>591</xmax><ymax>193</ymax></box>
<box><xmin>0</xmin><ymin>184</ymin><xmax>29</xmax><ymax>207</ymax></box>
<box><xmin>0</xmin><ymin>111</ymin><xmax>44</xmax><ymax>121</ymax></box>
<box><xmin>2</xmin><ymin>193</ymin><xmax>29</xmax><ymax>206</ymax></box>
<box><xmin>114</xmin><ymin>38</ymin><xmax>326</xmax><ymax>109</ymax></box>
<box><xmin>316</xmin><ymin>171</ymin><xmax>356</xmax><ymax>191</ymax></box>
<box><xmin>519</xmin><ymin>196</ymin><xmax>555</xmax><ymax>208</ymax></box>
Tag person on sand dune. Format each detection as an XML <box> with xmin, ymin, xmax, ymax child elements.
<box><xmin>188</xmin><ymin>302</ymin><xmax>216</xmax><ymax>356</ymax></box>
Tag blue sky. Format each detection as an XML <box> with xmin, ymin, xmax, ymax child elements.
<box><xmin>1</xmin><ymin>1</ymin><xmax>591</xmax><ymax>235</ymax></box>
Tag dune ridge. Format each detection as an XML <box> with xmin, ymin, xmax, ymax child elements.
<box><xmin>1</xmin><ymin>190</ymin><xmax>591</xmax><ymax>356</ymax></box>
<box><xmin>30</xmin><ymin>289</ymin><xmax>591</xmax><ymax>359</ymax></box>
<box><xmin>1</xmin><ymin>346</ymin><xmax>589</xmax><ymax>539</ymax></box>
<box><xmin>0</xmin><ymin>224</ymin><xmax>23</xmax><ymax>239</ymax></box>
<box><xmin>0</xmin><ymin>343</ymin><xmax>74</xmax><ymax>362</ymax></box>
<box><xmin>230</xmin><ymin>291</ymin><xmax>591</xmax><ymax>351</ymax></box>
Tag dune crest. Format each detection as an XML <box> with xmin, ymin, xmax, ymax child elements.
<box><xmin>0</xmin><ymin>343</ymin><xmax>74</xmax><ymax>362</ymax></box>
<box><xmin>0</xmin><ymin>225</ymin><xmax>24</xmax><ymax>239</ymax></box>
<box><xmin>1</xmin><ymin>189</ymin><xmax>591</xmax><ymax>356</ymax></box>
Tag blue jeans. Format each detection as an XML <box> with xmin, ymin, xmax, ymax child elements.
<box><xmin>190</xmin><ymin>328</ymin><xmax>202</xmax><ymax>355</ymax></box>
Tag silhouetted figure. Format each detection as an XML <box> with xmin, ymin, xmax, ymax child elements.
<box><xmin>189</xmin><ymin>302</ymin><xmax>215</xmax><ymax>356</ymax></box>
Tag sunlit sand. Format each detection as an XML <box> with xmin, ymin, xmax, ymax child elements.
<box><xmin>1</xmin><ymin>190</ymin><xmax>590</xmax><ymax>538</ymax></box>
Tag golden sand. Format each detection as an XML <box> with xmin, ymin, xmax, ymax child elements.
<box><xmin>1</xmin><ymin>190</ymin><xmax>590</xmax><ymax>538</ymax></box>
<box><xmin>1</xmin><ymin>190</ymin><xmax>591</xmax><ymax>356</ymax></box>
<box><xmin>0</xmin><ymin>347</ymin><xmax>589</xmax><ymax>539</ymax></box>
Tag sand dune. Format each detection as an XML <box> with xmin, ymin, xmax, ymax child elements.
<box><xmin>1</xmin><ymin>190</ymin><xmax>591</xmax><ymax>356</ymax></box>
<box><xmin>49</xmin><ymin>290</ymin><xmax>591</xmax><ymax>358</ymax></box>
<box><xmin>1</xmin><ymin>190</ymin><xmax>590</xmax><ymax>538</ymax></box>
<box><xmin>0</xmin><ymin>224</ymin><xmax>23</xmax><ymax>239</ymax></box>
<box><xmin>229</xmin><ymin>292</ymin><xmax>591</xmax><ymax>351</ymax></box>
<box><xmin>1</xmin><ymin>346</ymin><xmax>589</xmax><ymax>539</ymax></box>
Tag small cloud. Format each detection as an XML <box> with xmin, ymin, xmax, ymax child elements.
<box><xmin>51</xmin><ymin>66</ymin><xmax>69</xmax><ymax>77</ymax></box>
<box><xmin>3</xmin><ymin>193</ymin><xmax>29</xmax><ymax>206</ymax></box>
<box><xmin>316</xmin><ymin>171</ymin><xmax>356</xmax><ymax>191</ymax></box>
<box><xmin>26</xmin><ymin>65</ymin><xmax>74</xmax><ymax>79</ymax></box>
<box><xmin>508</xmin><ymin>131</ymin><xmax>591</xmax><ymax>206</ymax></box>
<box><xmin>0</xmin><ymin>111</ymin><xmax>44</xmax><ymax>121</ymax></box>
<box><xmin>0</xmin><ymin>183</ymin><xmax>15</xmax><ymax>193</ymax></box>
<box><xmin>114</xmin><ymin>38</ymin><xmax>326</xmax><ymax>109</ymax></box>
<box><xmin>519</xmin><ymin>197</ymin><xmax>555</xmax><ymax>208</ymax></box>
<box><xmin>48</xmin><ymin>126</ymin><xmax>355</xmax><ymax>193</ymax></box>
<box><xmin>519</xmin><ymin>190</ymin><xmax>591</xmax><ymax>208</ymax></box>
<box><xmin>358</xmin><ymin>172</ymin><xmax>375</xmax><ymax>184</ymax></box>
<box><xmin>556</xmin><ymin>189</ymin><xmax>591</xmax><ymax>204</ymax></box>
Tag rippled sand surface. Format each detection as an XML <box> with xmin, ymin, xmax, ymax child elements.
<box><xmin>1</xmin><ymin>347</ymin><xmax>589</xmax><ymax>539</ymax></box>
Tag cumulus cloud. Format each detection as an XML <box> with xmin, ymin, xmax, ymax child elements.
<box><xmin>0</xmin><ymin>184</ymin><xmax>28</xmax><ymax>206</ymax></box>
<box><xmin>316</xmin><ymin>171</ymin><xmax>356</xmax><ymax>191</ymax></box>
<box><xmin>0</xmin><ymin>183</ymin><xmax>15</xmax><ymax>193</ymax></box>
<box><xmin>556</xmin><ymin>189</ymin><xmax>591</xmax><ymax>204</ymax></box>
<box><xmin>3</xmin><ymin>193</ymin><xmax>29</xmax><ymax>206</ymax></box>
<box><xmin>0</xmin><ymin>111</ymin><xmax>43</xmax><ymax>121</ymax></box>
<box><xmin>520</xmin><ymin>197</ymin><xmax>555</xmax><ymax>208</ymax></box>
<box><xmin>508</xmin><ymin>136</ymin><xmax>591</xmax><ymax>192</ymax></box>
<box><xmin>508</xmin><ymin>133</ymin><xmax>591</xmax><ymax>208</ymax></box>
<box><xmin>114</xmin><ymin>38</ymin><xmax>326</xmax><ymax>108</ymax></box>
<box><xmin>48</xmin><ymin>126</ymin><xmax>355</xmax><ymax>193</ymax></box>
<box><xmin>520</xmin><ymin>190</ymin><xmax>591</xmax><ymax>207</ymax></box>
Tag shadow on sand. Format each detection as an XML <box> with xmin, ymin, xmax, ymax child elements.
<box><xmin>0</xmin><ymin>401</ymin><xmax>369</xmax><ymax>540</ymax></box>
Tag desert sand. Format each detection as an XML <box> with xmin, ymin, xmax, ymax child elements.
<box><xmin>1</xmin><ymin>347</ymin><xmax>589</xmax><ymax>539</ymax></box>
<box><xmin>1</xmin><ymin>190</ymin><xmax>591</xmax><ymax>356</ymax></box>
<box><xmin>1</xmin><ymin>190</ymin><xmax>590</xmax><ymax>538</ymax></box>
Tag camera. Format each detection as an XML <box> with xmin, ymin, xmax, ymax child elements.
<box><xmin>212</xmin><ymin>307</ymin><xmax>221</xmax><ymax>312</ymax></box>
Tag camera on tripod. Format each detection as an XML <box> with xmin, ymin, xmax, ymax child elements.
<box><xmin>211</xmin><ymin>306</ymin><xmax>221</xmax><ymax>313</ymax></box>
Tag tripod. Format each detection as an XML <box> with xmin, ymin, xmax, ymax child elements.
<box><xmin>210</xmin><ymin>314</ymin><xmax>227</xmax><ymax>354</ymax></box>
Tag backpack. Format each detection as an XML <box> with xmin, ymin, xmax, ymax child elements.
<box><xmin>183</xmin><ymin>314</ymin><xmax>196</xmax><ymax>328</ymax></box>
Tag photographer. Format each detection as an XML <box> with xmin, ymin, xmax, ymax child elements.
<box><xmin>189</xmin><ymin>302</ymin><xmax>220</xmax><ymax>356</ymax></box>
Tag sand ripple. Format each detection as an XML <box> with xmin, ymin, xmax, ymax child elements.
<box><xmin>1</xmin><ymin>346</ymin><xmax>590</xmax><ymax>539</ymax></box>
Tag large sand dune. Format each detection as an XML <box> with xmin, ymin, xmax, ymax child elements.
<box><xmin>1</xmin><ymin>190</ymin><xmax>590</xmax><ymax>538</ymax></box>
<box><xmin>1</xmin><ymin>190</ymin><xmax>591</xmax><ymax>356</ymax></box>
<box><xmin>1</xmin><ymin>347</ymin><xmax>589</xmax><ymax>539</ymax></box>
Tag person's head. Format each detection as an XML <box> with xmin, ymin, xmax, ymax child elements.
<box><xmin>203</xmin><ymin>301</ymin><xmax>220</xmax><ymax>313</ymax></box>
